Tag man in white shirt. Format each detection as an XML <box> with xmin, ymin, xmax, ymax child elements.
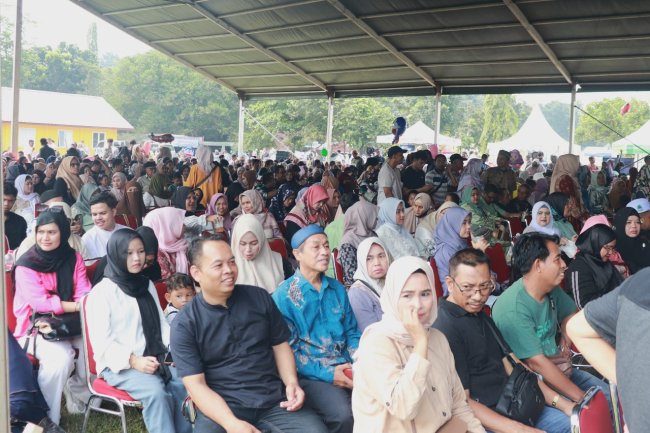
<box><xmin>376</xmin><ymin>145</ymin><xmax>406</xmax><ymax>204</ymax></box>
<box><xmin>82</xmin><ymin>192</ymin><xmax>128</xmax><ymax>259</ymax></box>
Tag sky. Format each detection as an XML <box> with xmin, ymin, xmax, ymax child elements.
<box><xmin>3</xmin><ymin>0</ymin><xmax>650</xmax><ymax>107</ymax></box>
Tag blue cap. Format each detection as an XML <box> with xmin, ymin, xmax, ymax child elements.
<box><xmin>291</xmin><ymin>224</ymin><xmax>326</xmax><ymax>249</ymax></box>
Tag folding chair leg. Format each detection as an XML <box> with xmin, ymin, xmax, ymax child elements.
<box><xmin>81</xmin><ymin>395</ymin><xmax>97</xmax><ymax>433</ymax></box>
<box><xmin>118</xmin><ymin>401</ymin><xmax>128</xmax><ymax>433</ymax></box>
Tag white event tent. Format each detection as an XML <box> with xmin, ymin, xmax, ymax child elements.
<box><xmin>613</xmin><ymin>119</ymin><xmax>650</xmax><ymax>154</ymax></box>
<box><xmin>376</xmin><ymin>120</ymin><xmax>461</xmax><ymax>152</ymax></box>
<box><xmin>487</xmin><ymin>105</ymin><xmax>569</xmax><ymax>160</ymax></box>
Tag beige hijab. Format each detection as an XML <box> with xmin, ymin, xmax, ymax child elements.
<box><xmin>402</xmin><ymin>193</ymin><xmax>433</xmax><ymax>235</ymax></box>
<box><xmin>550</xmin><ymin>154</ymin><xmax>580</xmax><ymax>193</ymax></box>
<box><xmin>419</xmin><ymin>200</ymin><xmax>459</xmax><ymax>233</ymax></box>
<box><xmin>56</xmin><ymin>156</ymin><xmax>83</xmax><ymax>200</ymax></box>
<box><xmin>231</xmin><ymin>214</ymin><xmax>284</xmax><ymax>293</ymax></box>
<box><xmin>365</xmin><ymin>256</ymin><xmax>438</xmax><ymax>344</ymax></box>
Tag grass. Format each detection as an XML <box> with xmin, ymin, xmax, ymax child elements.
<box><xmin>59</xmin><ymin>398</ymin><xmax>147</xmax><ymax>433</ymax></box>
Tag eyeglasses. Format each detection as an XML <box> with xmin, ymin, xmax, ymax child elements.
<box><xmin>450</xmin><ymin>277</ymin><xmax>495</xmax><ymax>297</ymax></box>
<box><xmin>602</xmin><ymin>245</ymin><xmax>616</xmax><ymax>253</ymax></box>
<box><xmin>70</xmin><ymin>163</ymin><xmax>80</xmax><ymax>167</ymax></box>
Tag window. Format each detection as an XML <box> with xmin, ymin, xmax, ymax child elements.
<box><xmin>93</xmin><ymin>132</ymin><xmax>106</xmax><ymax>148</ymax></box>
<box><xmin>58</xmin><ymin>130</ymin><xmax>73</xmax><ymax>147</ymax></box>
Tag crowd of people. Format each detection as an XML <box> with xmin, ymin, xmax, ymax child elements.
<box><xmin>4</xmin><ymin>138</ymin><xmax>649</xmax><ymax>433</ymax></box>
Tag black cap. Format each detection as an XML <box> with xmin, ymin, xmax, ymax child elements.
<box><xmin>387</xmin><ymin>145</ymin><xmax>407</xmax><ymax>158</ymax></box>
<box><xmin>449</xmin><ymin>153</ymin><xmax>467</xmax><ymax>163</ymax></box>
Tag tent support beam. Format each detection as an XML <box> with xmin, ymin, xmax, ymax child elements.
<box><xmin>326</xmin><ymin>92</ymin><xmax>335</xmax><ymax>162</ymax></box>
<box><xmin>569</xmin><ymin>85</ymin><xmax>577</xmax><ymax>154</ymax></box>
<box><xmin>238</xmin><ymin>95</ymin><xmax>245</xmax><ymax>156</ymax></box>
<box><xmin>10</xmin><ymin>0</ymin><xmax>23</xmax><ymax>156</ymax></box>
<box><xmin>325</xmin><ymin>0</ymin><xmax>439</xmax><ymax>90</ymax></box>
<box><xmin>502</xmin><ymin>0</ymin><xmax>572</xmax><ymax>85</ymax></box>
<box><xmin>434</xmin><ymin>88</ymin><xmax>442</xmax><ymax>148</ymax></box>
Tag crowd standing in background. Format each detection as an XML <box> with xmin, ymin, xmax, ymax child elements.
<box><xmin>3</xmin><ymin>137</ymin><xmax>649</xmax><ymax>433</ymax></box>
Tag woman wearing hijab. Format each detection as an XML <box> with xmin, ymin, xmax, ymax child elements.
<box><xmin>352</xmin><ymin>256</ymin><xmax>485</xmax><ymax>433</ymax></box>
<box><xmin>183</xmin><ymin>145</ymin><xmax>222</xmax><ymax>208</ymax></box>
<box><xmin>530</xmin><ymin>173</ymin><xmax>549</xmax><ymax>204</ymax></box>
<box><xmin>588</xmin><ymin>171</ymin><xmax>610</xmax><ymax>215</ymax></box>
<box><xmin>110</xmin><ymin>171</ymin><xmax>128</xmax><ymax>204</ymax></box>
<box><xmin>523</xmin><ymin>200</ymin><xmax>578</xmax><ymax>260</ymax></box>
<box><xmin>375</xmin><ymin>197</ymin><xmax>420</xmax><ymax>261</ymax></box>
<box><xmin>550</xmin><ymin>154</ymin><xmax>588</xmax><ymax>229</ymax></box>
<box><xmin>456</xmin><ymin>158</ymin><xmax>483</xmax><ymax>196</ymax></box>
<box><xmin>580</xmin><ymin>214</ymin><xmax>629</xmax><ymax>279</ymax></box>
<box><xmin>32</xmin><ymin>169</ymin><xmax>48</xmax><ymax>195</ymax></box>
<box><xmin>269</xmin><ymin>183</ymin><xmax>298</xmax><ymax>225</ymax></box>
<box><xmin>544</xmin><ymin>192</ymin><xmax>579</xmax><ymax>241</ymax></box>
<box><xmin>143</xmin><ymin>173</ymin><xmax>172</xmax><ymax>209</ymax></box>
<box><xmin>415</xmin><ymin>201</ymin><xmax>460</xmax><ymax>258</ymax></box>
<box><xmin>433</xmin><ymin>207</ymin><xmax>472</xmax><ymax>295</ymax></box>
<box><xmin>402</xmin><ymin>193</ymin><xmax>433</xmax><ymax>236</ymax></box>
<box><xmin>613</xmin><ymin>207</ymin><xmax>650</xmax><ymax>274</ymax></box>
<box><xmin>71</xmin><ymin>183</ymin><xmax>100</xmax><ymax>233</ymax></box>
<box><xmin>338</xmin><ymin>200</ymin><xmax>379</xmax><ymax>287</ymax></box>
<box><xmin>171</xmin><ymin>187</ymin><xmax>224</xmax><ymax>236</ymax></box>
<box><xmin>143</xmin><ymin>208</ymin><xmax>189</xmax><ymax>280</ymax></box>
<box><xmin>13</xmin><ymin>174</ymin><xmax>41</xmax><ymax>228</ymax></box>
<box><xmin>85</xmin><ymin>229</ymin><xmax>191</xmax><ymax>433</ymax></box>
<box><xmin>13</xmin><ymin>210</ymin><xmax>92</xmax><ymax>425</ymax></box>
<box><xmin>52</xmin><ymin>156</ymin><xmax>83</xmax><ymax>206</ymax></box>
<box><xmin>608</xmin><ymin>178</ymin><xmax>629</xmax><ymax>212</ymax></box>
<box><xmin>283</xmin><ymin>184</ymin><xmax>330</xmax><ymax>243</ymax></box>
<box><xmin>205</xmin><ymin>193</ymin><xmax>234</xmax><ymax>238</ymax></box>
<box><xmin>6</xmin><ymin>163</ymin><xmax>23</xmax><ymax>184</ymax></box>
<box><xmin>233</xmin><ymin>189</ymin><xmax>281</xmax><ymax>239</ymax></box>
<box><xmin>565</xmin><ymin>224</ymin><xmax>623</xmax><ymax>309</ymax></box>
<box><xmin>231</xmin><ymin>214</ymin><xmax>291</xmax><ymax>294</ymax></box>
<box><xmin>120</xmin><ymin>177</ymin><xmax>147</xmax><ymax>226</ymax></box>
<box><xmin>347</xmin><ymin>237</ymin><xmax>390</xmax><ymax>332</ymax></box>
<box><xmin>90</xmin><ymin>225</ymin><xmax>162</xmax><ymax>287</ymax></box>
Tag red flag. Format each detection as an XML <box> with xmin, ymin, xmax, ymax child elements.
<box><xmin>620</xmin><ymin>102</ymin><xmax>631</xmax><ymax>115</ymax></box>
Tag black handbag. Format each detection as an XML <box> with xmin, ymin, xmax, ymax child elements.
<box><xmin>31</xmin><ymin>311</ymin><xmax>82</xmax><ymax>341</ymax></box>
<box><xmin>483</xmin><ymin>317</ymin><xmax>545</xmax><ymax>426</ymax></box>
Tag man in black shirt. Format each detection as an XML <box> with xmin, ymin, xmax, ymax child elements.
<box><xmin>171</xmin><ymin>238</ymin><xmax>327</xmax><ymax>433</ymax></box>
<box><xmin>433</xmin><ymin>248</ymin><xmax>574</xmax><ymax>433</ymax></box>
<box><xmin>3</xmin><ymin>184</ymin><xmax>27</xmax><ymax>250</ymax></box>
<box><xmin>400</xmin><ymin>150</ymin><xmax>431</xmax><ymax>197</ymax></box>
<box><xmin>38</xmin><ymin>138</ymin><xmax>56</xmax><ymax>162</ymax></box>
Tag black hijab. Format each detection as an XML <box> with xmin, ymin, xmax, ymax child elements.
<box><xmin>546</xmin><ymin>192</ymin><xmax>569</xmax><ymax>221</ymax></box>
<box><xmin>104</xmin><ymin>229</ymin><xmax>170</xmax><ymax>383</ymax></box>
<box><xmin>15</xmin><ymin>210</ymin><xmax>76</xmax><ymax>301</ymax></box>
<box><xmin>136</xmin><ymin>226</ymin><xmax>162</xmax><ymax>282</ymax></box>
<box><xmin>225</xmin><ymin>181</ymin><xmax>245</xmax><ymax>211</ymax></box>
<box><xmin>613</xmin><ymin>207</ymin><xmax>650</xmax><ymax>274</ymax></box>
<box><xmin>171</xmin><ymin>186</ymin><xmax>194</xmax><ymax>216</ymax></box>
<box><xmin>575</xmin><ymin>224</ymin><xmax>623</xmax><ymax>293</ymax></box>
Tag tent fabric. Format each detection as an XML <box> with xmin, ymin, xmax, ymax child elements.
<box><xmin>487</xmin><ymin>105</ymin><xmax>568</xmax><ymax>160</ymax></box>
<box><xmin>613</xmin><ymin>120</ymin><xmax>650</xmax><ymax>154</ymax></box>
<box><xmin>72</xmin><ymin>0</ymin><xmax>650</xmax><ymax>99</ymax></box>
<box><xmin>376</xmin><ymin>121</ymin><xmax>461</xmax><ymax>150</ymax></box>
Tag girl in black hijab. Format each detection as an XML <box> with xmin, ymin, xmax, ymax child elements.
<box><xmin>171</xmin><ymin>186</ymin><xmax>196</xmax><ymax>216</ymax></box>
<box><xmin>90</xmin><ymin>225</ymin><xmax>162</xmax><ymax>286</ymax></box>
<box><xmin>85</xmin><ymin>228</ymin><xmax>190</xmax><ymax>433</ymax></box>
<box><xmin>565</xmin><ymin>224</ymin><xmax>624</xmax><ymax>308</ymax></box>
<box><xmin>613</xmin><ymin>207</ymin><xmax>650</xmax><ymax>274</ymax></box>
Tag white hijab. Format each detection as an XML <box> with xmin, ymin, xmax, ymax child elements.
<box><xmin>353</xmin><ymin>237</ymin><xmax>390</xmax><ymax>296</ymax></box>
<box><xmin>231</xmin><ymin>214</ymin><xmax>284</xmax><ymax>293</ymax></box>
<box><xmin>365</xmin><ymin>256</ymin><xmax>438</xmax><ymax>344</ymax></box>
<box><xmin>15</xmin><ymin>174</ymin><xmax>40</xmax><ymax>205</ymax></box>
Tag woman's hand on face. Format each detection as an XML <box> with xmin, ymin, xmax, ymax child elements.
<box><xmin>471</xmin><ymin>237</ymin><xmax>489</xmax><ymax>252</ymax></box>
<box><xmin>401</xmin><ymin>305</ymin><xmax>427</xmax><ymax>344</ymax></box>
<box><xmin>130</xmin><ymin>355</ymin><xmax>159</xmax><ymax>374</ymax></box>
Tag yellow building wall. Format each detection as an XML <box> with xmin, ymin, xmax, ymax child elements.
<box><xmin>1</xmin><ymin>122</ymin><xmax>118</xmax><ymax>156</ymax></box>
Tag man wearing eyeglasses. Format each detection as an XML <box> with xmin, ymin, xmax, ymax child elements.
<box><xmin>434</xmin><ymin>248</ymin><xmax>574</xmax><ymax>433</ymax></box>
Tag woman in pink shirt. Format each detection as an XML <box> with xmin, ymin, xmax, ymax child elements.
<box><xmin>13</xmin><ymin>209</ymin><xmax>91</xmax><ymax>425</ymax></box>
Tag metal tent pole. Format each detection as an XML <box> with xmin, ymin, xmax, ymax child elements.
<box><xmin>237</xmin><ymin>95</ymin><xmax>245</xmax><ymax>156</ymax></box>
<box><xmin>10</xmin><ymin>0</ymin><xmax>23</xmax><ymax>156</ymax></box>
<box><xmin>569</xmin><ymin>84</ymin><xmax>577</xmax><ymax>154</ymax></box>
<box><xmin>326</xmin><ymin>91</ymin><xmax>335</xmax><ymax>162</ymax></box>
<box><xmin>434</xmin><ymin>87</ymin><xmax>442</xmax><ymax>148</ymax></box>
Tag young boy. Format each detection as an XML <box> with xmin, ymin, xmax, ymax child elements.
<box><xmin>164</xmin><ymin>273</ymin><xmax>196</xmax><ymax>325</ymax></box>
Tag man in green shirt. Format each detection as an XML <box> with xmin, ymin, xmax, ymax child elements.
<box><xmin>493</xmin><ymin>233</ymin><xmax>610</xmax><ymax>405</ymax></box>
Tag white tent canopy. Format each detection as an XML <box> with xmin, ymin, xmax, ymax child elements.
<box><xmin>613</xmin><ymin>118</ymin><xmax>650</xmax><ymax>154</ymax></box>
<box><xmin>376</xmin><ymin>120</ymin><xmax>461</xmax><ymax>150</ymax></box>
<box><xmin>487</xmin><ymin>105</ymin><xmax>568</xmax><ymax>161</ymax></box>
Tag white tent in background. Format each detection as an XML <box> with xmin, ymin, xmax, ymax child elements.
<box><xmin>487</xmin><ymin>105</ymin><xmax>568</xmax><ymax>161</ymax></box>
<box><xmin>376</xmin><ymin>120</ymin><xmax>462</xmax><ymax>151</ymax></box>
<box><xmin>613</xmin><ymin>118</ymin><xmax>650</xmax><ymax>154</ymax></box>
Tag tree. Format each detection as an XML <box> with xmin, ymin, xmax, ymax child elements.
<box><xmin>575</xmin><ymin>98</ymin><xmax>650</xmax><ymax>146</ymax></box>
<box><xmin>478</xmin><ymin>95</ymin><xmax>522</xmax><ymax>152</ymax></box>
<box><xmin>334</xmin><ymin>98</ymin><xmax>393</xmax><ymax>149</ymax></box>
<box><xmin>541</xmin><ymin>101</ymin><xmax>571</xmax><ymax>140</ymax></box>
<box><xmin>102</xmin><ymin>51</ymin><xmax>238</xmax><ymax>141</ymax></box>
<box><xmin>0</xmin><ymin>16</ymin><xmax>14</xmax><ymax>87</ymax></box>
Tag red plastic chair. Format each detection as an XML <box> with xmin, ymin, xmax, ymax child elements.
<box><xmin>332</xmin><ymin>249</ymin><xmax>344</xmax><ymax>284</ymax></box>
<box><xmin>85</xmin><ymin>260</ymin><xmax>100</xmax><ymax>284</ymax></box>
<box><xmin>485</xmin><ymin>243</ymin><xmax>510</xmax><ymax>284</ymax></box>
<box><xmin>80</xmin><ymin>296</ymin><xmax>142</xmax><ymax>433</ymax></box>
<box><xmin>428</xmin><ymin>258</ymin><xmax>444</xmax><ymax>299</ymax></box>
<box><xmin>570</xmin><ymin>387</ymin><xmax>614</xmax><ymax>433</ymax></box>
<box><xmin>508</xmin><ymin>217</ymin><xmax>525</xmax><ymax>236</ymax></box>
<box><xmin>114</xmin><ymin>214</ymin><xmax>138</xmax><ymax>229</ymax></box>
<box><xmin>154</xmin><ymin>281</ymin><xmax>168</xmax><ymax>310</ymax></box>
<box><xmin>268</xmin><ymin>238</ymin><xmax>288</xmax><ymax>259</ymax></box>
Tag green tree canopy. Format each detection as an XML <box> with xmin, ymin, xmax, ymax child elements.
<box><xmin>478</xmin><ymin>95</ymin><xmax>523</xmax><ymax>152</ymax></box>
<box><xmin>575</xmin><ymin>98</ymin><xmax>650</xmax><ymax>146</ymax></box>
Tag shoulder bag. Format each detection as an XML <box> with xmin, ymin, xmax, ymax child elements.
<box><xmin>483</xmin><ymin>316</ymin><xmax>545</xmax><ymax>426</ymax></box>
<box><xmin>31</xmin><ymin>311</ymin><xmax>81</xmax><ymax>341</ymax></box>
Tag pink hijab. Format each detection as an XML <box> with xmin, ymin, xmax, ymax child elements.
<box><xmin>142</xmin><ymin>207</ymin><xmax>189</xmax><ymax>273</ymax></box>
<box><xmin>206</xmin><ymin>193</ymin><xmax>233</xmax><ymax>232</ymax></box>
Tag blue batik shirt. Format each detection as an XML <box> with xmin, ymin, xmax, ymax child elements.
<box><xmin>273</xmin><ymin>269</ymin><xmax>361</xmax><ymax>383</ymax></box>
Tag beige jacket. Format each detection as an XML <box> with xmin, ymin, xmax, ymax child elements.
<box><xmin>352</xmin><ymin>328</ymin><xmax>485</xmax><ymax>433</ymax></box>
